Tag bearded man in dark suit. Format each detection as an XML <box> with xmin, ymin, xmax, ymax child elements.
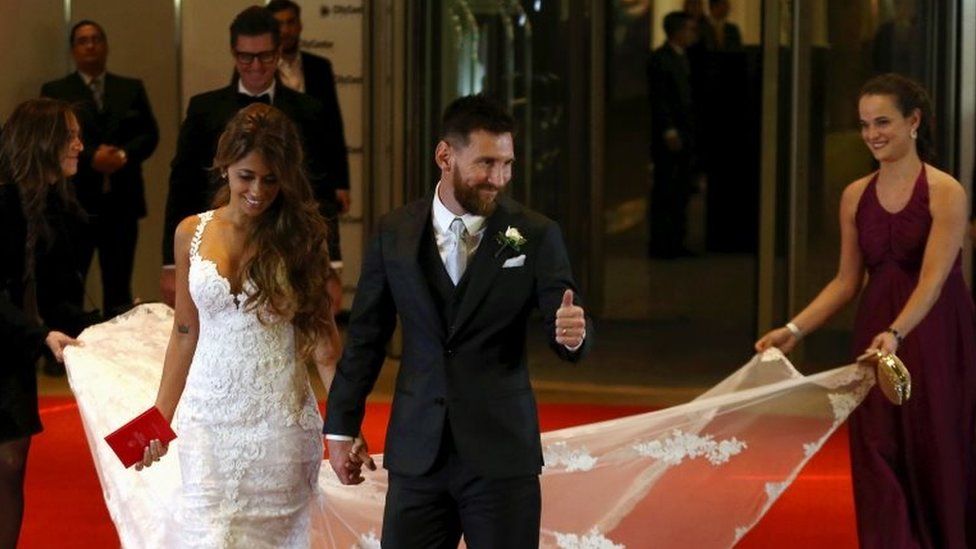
<box><xmin>325</xmin><ymin>95</ymin><xmax>593</xmax><ymax>548</ymax></box>
<box><xmin>41</xmin><ymin>20</ymin><xmax>159</xmax><ymax>319</ymax></box>
<box><xmin>267</xmin><ymin>0</ymin><xmax>350</xmax><ymax>316</ymax></box>
<box><xmin>160</xmin><ymin>6</ymin><xmax>344</xmax><ymax>304</ymax></box>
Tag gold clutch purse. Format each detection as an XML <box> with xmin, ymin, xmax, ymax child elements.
<box><xmin>858</xmin><ymin>350</ymin><xmax>911</xmax><ymax>405</ymax></box>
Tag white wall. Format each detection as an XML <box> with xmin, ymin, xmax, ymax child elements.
<box><xmin>0</xmin><ymin>0</ymin><xmax>68</xmax><ymax>121</ymax></box>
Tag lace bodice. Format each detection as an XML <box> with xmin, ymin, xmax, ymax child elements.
<box><xmin>182</xmin><ymin>210</ymin><xmax>320</xmax><ymax>431</ymax></box>
<box><xmin>175</xmin><ymin>211</ymin><xmax>323</xmax><ymax>548</ymax></box>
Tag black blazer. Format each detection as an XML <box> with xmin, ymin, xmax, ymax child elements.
<box><xmin>300</xmin><ymin>51</ymin><xmax>349</xmax><ymax>192</ymax></box>
<box><xmin>325</xmin><ymin>194</ymin><xmax>593</xmax><ymax>479</ymax></box>
<box><xmin>647</xmin><ymin>44</ymin><xmax>695</xmax><ymax>152</ymax></box>
<box><xmin>163</xmin><ymin>82</ymin><xmax>341</xmax><ymax>263</ymax></box>
<box><xmin>701</xmin><ymin>20</ymin><xmax>743</xmax><ymax>52</ymax></box>
<box><xmin>40</xmin><ymin>72</ymin><xmax>159</xmax><ymax>217</ymax></box>
<box><xmin>0</xmin><ymin>185</ymin><xmax>48</xmax><ymax>439</ymax></box>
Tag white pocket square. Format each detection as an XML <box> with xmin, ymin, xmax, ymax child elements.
<box><xmin>502</xmin><ymin>255</ymin><xmax>526</xmax><ymax>268</ymax></box>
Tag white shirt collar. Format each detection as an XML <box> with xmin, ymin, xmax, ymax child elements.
<box><xmin>279</xmin><ymin>52</ymin><xmax>303</xmax><ymax>71</ymax></box>
<box><xmin>78</xmin><ymin>70</ymin><xmax>106</xmax><ymax>85</ymax></box>
<box><xmin>432</xmin><ymin>181</ymin><xmax>487</xmax><ymax>236</ymax></box>
<box><xmin>237</xmin><ymin>79</ymin><xmax>276</xmax><ymax>102</ymax></box>
<box><xmin>278</xmin><ymin>53</ymin><xmax>305</xmax><ymax>93</ymax></box>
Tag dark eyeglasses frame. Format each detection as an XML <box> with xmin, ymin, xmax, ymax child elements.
<box><xmin>234</xmin><ymin>50</ymin><xmax>278</xmax><ymax>65</ymax></box>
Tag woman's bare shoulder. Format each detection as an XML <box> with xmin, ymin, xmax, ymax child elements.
<box><xmin>841</xmin><ymin>172</ymin><xmax>876</xmax><ymax>206</ymax></box>
<box><xmin>924</xmin><ymin>164</ymin><xmax>964</xmax><ymax>197</ymax></box>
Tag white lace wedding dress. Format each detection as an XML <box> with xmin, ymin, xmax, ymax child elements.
<box><xmin>64</xmin><ymin>222</ymin><xmax>878</xmax><ymax>548</ymax></box>
<box><xmin>174</xmin><ymin>210</ymin><xmax>323</xmax><ymax>547</ymax></box>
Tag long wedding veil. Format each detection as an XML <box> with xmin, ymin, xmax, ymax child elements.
<box><xmin>64</xmin><ymin>304</ymin><xmax>872</xmax><ymax>548</ymax></box>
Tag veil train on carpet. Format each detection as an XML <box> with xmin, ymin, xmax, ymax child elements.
<box><xmin>64</xmin><ymin>304</ymin><xmax>874</xmax><ymax>548</ymax></box>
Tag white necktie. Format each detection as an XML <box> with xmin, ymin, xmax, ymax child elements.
<box><xmin>446</xmin><ymin>218</ymin><xmax>468</xmax><ymax>285</ymax></box>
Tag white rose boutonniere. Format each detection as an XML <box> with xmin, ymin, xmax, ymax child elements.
<box><xmin>495</xmin><ymin>226</ymin><xmax>527</xmax><ymax>257</ymax></box>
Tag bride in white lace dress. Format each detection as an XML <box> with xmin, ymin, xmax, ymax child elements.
<box><xmin>135</xmin><ymin>104</ymin><xmax>366</xmax><ymax>548</ymax></box>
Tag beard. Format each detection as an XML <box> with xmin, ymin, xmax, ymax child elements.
<box><xmin>452</xmin><ymin>170</ymin><xmax>499</xmax><ymax>216</ymax></box>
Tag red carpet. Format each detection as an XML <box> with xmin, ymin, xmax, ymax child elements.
<box><xmin>21</xmin><ymin>397</ymin><xmax>857</xmax><ymax>548</ymax></box>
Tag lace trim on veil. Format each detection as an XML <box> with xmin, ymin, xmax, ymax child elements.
<box><xmin>65</xmin><ymin>304</ymin><xmax>873</xmax><ymax>548</ymax></box>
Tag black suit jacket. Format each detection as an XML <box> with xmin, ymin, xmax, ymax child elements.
<box><xmin>299</xmin><ymin>51</ymin><xmax>349</xmax><ymax>192</ymax></box>
<box><xmin>325</xmin><ymin>194</ymin><xmax>593</xmax><ymax>479</ymax></box>
<box><xmin>163</xmin><ymin>82</ymin><xmax>340</xmax><ymax>263</ymax></box>
<box><xmin>0</xmin><ymin>184</ymin><xmax>44</xmax><ymax>439</ymax></box>
<box><xmin>647</xmin><ymin>44</ymin><xmax>695</xmax><ymax>153</ymax></box>
<box><xmin>701</xmin><ymin>20</ymin><xmax>743</xmax><ymax>52</ymax></box>
<box><xmin>41</xmin><ymin>72</ymin><xmax>159</xmax><ymax>217</ymax></box>
<box><xmin>0</xmin><ymin>185</ymin><xmax>47</xmax><ymax>365</ymax></box>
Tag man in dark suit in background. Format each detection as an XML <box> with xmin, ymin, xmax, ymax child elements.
<box><xmin>324</xmin><ymin>95</ymin><xmax>592</xmax><ymax>548</ymax></box>
<box><xmin>41</xmin><ymin>20</ymin><xmax>159</xmax><ymax>318</ymax></box>
<box><xmin>700</xmin><ymin>0</ymin><xmax>743</xmax><ymax>52</ymax></box>
<box><xmin>267</xmin><ymin>0</ymin><xmax>350</xmax><ymax>316</ymax></box>
<box><xmin>647</xmin><ymin>11</ymin><xmax>697</xmax><ymax>258</ymax></box>
<box><xmin>160</xmin><ymin>6</ymin><xmax>343</xmax><ymax>304</ymax></box>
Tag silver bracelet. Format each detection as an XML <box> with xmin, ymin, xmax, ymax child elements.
<box><xmin>785</xmin><ymin>321</ymin><xmax>803</xmax><ymax>339</ymax></box>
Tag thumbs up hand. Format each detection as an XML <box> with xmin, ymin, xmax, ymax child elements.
<box><xmin>555</xmin><ymin>289</ymin><xmax>586</xmax><ymax>348</ymax></box>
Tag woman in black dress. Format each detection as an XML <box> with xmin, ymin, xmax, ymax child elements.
<box><xmin>0</xmin><ymin>98</ymin><xmax>86</xmax><ymax>546</ymax></box>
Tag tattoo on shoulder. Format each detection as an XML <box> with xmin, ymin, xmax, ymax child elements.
<box><xmin>177</xmin><ymin>324</ymin><xmax>190</xmax><ymax>334</ymax></box>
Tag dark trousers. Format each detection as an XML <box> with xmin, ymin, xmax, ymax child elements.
<box><xmin>79</xmin><ymin>214</ymin><xmax>138</xmax><ymax>317</ymax></box>
<box><xmin>648</xmin><ymin>146</ymin><xmax>693</xmax><ymax>255</ymax></box>
<box><xmin>382</xmin><ymin>425</ymin><xmax>541</xmax><ymax>549</ymax></box>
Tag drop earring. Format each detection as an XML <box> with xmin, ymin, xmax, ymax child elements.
<box><xmin>910</xmin><ymin>128</ymin><xmax>918</xmax><ymax>140</ymax></box>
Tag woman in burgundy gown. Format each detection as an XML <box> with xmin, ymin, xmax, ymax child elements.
<box><xmin>756</xmin><ymin>73</ymin><xmax>976</xmax><ymax>548</ymax></box>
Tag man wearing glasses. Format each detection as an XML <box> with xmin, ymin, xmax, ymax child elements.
<box><xmin>161</xmin><ymin>6</ymin><xmax>339</xmax><ymax>304</ymax></box>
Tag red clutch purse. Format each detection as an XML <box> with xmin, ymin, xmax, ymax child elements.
<box><xmin>104</xmin><ymin>407</ymin><xmax>177</xmax><ymax>468</ymax></box>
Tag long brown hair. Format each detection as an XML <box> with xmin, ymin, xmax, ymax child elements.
<box><xmin>211</xmin><ymin>103</ymin><xmax>333</xmax><ymax>361</ymax></box>
<box><xmin>0</xmin><ymin>98</ymin><xmax>83</xmax><ymax>275</ymax></box>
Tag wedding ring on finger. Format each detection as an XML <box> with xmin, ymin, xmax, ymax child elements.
<box><xmin>561</xmin><ymin>328</ymin><xmax>568</xmax><ymax>336</ymax></box>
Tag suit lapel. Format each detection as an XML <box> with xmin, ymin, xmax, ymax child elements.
<box><xmin>398</xmin><ymin>196</ymin><xmax>446</xmax><ymax>339</ymax></box>
<box><xmin>450</xmin><ymin>200</ymin><xmax>516</xmax><ymax>339</ymax></box>
<box><xmin>68</xmin><ymin>73</ymin><xmax>97</xmax><ymax>109</ymax></box>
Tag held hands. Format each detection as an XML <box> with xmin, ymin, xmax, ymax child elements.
<box><xmin>555</xmin><ymin>289</ymin><xmax>586</xmax><ymax>348</ymax></box>
<box><xmin>327</xmin><ymin>434</ymin><xmax>376</xmax><ymax>485</ymax></box>
<box><xmin>91</xmin><ymin>145</ymin><xmax>127</xmax><ymax>174</ymax></box>
<box><xmin>754</xmin><ymin>327</ymin><xmax>798</xmax><ymax>354</ymax></box>
<box><xmin>134</xmin><ymin>439</ymin><xmax>168</xmax><ymax>471</ymax></box>
<box><xmin>45</xmin><ymin>331</ymin><xmax>83</xmax><ymax>362</ymax></box>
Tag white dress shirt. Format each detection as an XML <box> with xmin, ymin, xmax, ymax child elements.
<box><xmin>237</xmin><ymin>79</ymin><xmax>276</xmax><ymax>103</ymax></box>
<box><xmin>278</xmin><ymin>54</ymin><xmax>305</xmax><ymax>93</ymax></box>
<box><xmin>431</xmin><ymin>181</ymin><xmax>486</xmax><ymax>266</ymax></box>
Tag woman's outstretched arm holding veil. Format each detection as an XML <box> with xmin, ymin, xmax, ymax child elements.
<box><xmin>756</xmin><ymin>178</ymin><xmax>869</xmax><ymax>354</ymax></box>
<box><xmin>138</xmin><ymin>216</ymin><xmax>200</xmax><ymax>470</ymax></box>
